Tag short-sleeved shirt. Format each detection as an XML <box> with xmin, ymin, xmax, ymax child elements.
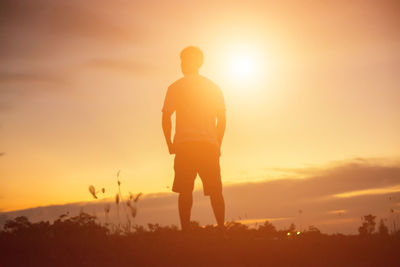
<box><xmin>162</xmin><ymin>74</ymin><xmax>225</xmax><ymax>147</ymax></box>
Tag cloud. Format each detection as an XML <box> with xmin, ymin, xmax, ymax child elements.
<box><xmin>262</xmin><ymin>158</ymin><xmax>400</xmax><ymax>199</ymax></box>
<box><xmin>2</xmin><ymin>158</ymin><xmax>399</xmax><ymax>234</ymax></box>
<box><xmin>0</xmin><ymin>0</ymin><xmax>145</xmax><ymax>61</ymax></box>
<box><xmin>83</xmin><ymin>58</ymin><xmax>156</xmax><ymax>75</ymax></box>
<box><xmin>0</xmin><ymin>72</ymin><xmax>68</xmax><ymax>85</ymax></box>
<box><xmin>0</xmin><ymin>0</ymin><xmax>150</xmax><ymax>111</ymax></box>
<box><xmin>0</xmin><ymin>0</ymin><xmax>137</xmax><ymax>39</ymax></box>
<box><xmin>0</xmin><ymin>71</ymin><xmax>71</xmax><ymax>113</ymax></box>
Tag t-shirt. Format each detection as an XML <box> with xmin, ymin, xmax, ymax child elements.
<box><xmin>162</xmin><ymin>74</ymin><xmax>225</xmax><ymax>147</ymax></box>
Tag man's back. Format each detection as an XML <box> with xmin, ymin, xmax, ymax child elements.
<box><xmin>162</xmin><ymin>74</ymin><xmax>225</xmax><ymax>147</ymax></box>
<box><xmin>162</xmin><ymin>46</ymin><xmax>226</xmax><ymax>232</ymax></box>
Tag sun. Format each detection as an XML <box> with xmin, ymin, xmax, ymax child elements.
<box><xmin>210</xmin><ymin>42</ymin><xmax>270</xmax><ymax>91</ymax></box>
<box><xmin>223</xmin><ymin>45</ymin><xmax>263</xmax><ymax>86</ymax></box>
<box><xmin>231</xmin><ymin>54</ymin><xmax>256</xmax><ymax>79</ymax></box>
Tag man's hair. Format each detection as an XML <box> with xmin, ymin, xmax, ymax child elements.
<box><xmin>180</xmin><ymin>46</ymin><xmax>204</xmax><ymax>69</ymax></box>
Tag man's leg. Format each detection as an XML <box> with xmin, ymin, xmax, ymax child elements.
<box><xmin>210</xmin><ymin>192</ymin><xmax>225</xmax><ymax>229</ymax></box>
<box><xmin>178</xmin><ymin>192</ymin><xmax>193</xmax><ymax>231</ymax></box>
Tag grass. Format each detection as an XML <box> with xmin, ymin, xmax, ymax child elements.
<box><xmin>1</xmin><ymin>211</ymin><xmax>399</xmax><ymax>267</ymax></box>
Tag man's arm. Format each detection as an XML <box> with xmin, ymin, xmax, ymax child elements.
<box><xmin>216</xmin><ymin>112</ymin><xmax>226</xmax><ymax>148</ymax></box>
<box><xmin>162</xmin><ymin>111</ymin><xmax>175</xmax><ymax>154</ymax></box>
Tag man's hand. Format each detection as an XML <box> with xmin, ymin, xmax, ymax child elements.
<box><xmin>167</xmin><ymin>142</ymin><xmax>175</xmax><ymax>155</ymax></box>
<box><xmin>162</xmin><ymin>111</ymin><xmax>175</xmax><ymax>155</ymax></box>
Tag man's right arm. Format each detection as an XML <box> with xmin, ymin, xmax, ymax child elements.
<box><xmin>216</xmin><ymin>86</ymin><xmax>226</xmax><ymax>148</ymax></box>
<box><xmin>216</xmin><ymin>111</ymin><xmax>226</xmax><ymax>148</ymax></box>
<box><xmin>162</xmin><ymin>111</ymin><xmax>175</xmax><ymax>154</ymax></box>
<box><xmin>162</xmin><ymin>85</ymin><xmax>176</xmax><ymax>154</ymax></box>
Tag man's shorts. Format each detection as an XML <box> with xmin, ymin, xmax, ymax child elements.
<box><xmin>172</xmin><ymin>141</ymin><xmax>222</xmax><ymax>196</ymax></box>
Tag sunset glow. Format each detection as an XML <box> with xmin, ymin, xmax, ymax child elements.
<box><xmin>0</xmin><ymin>1</ymin><xmax>399</xmax><ymax>236</ymax></box>
<box><xmin>229</xmin><ymin>50</ymin><xmax>259</xmax><ymax>82</ymax></box>
<box><xmin>2</xmin><ymin>2</ymin><xmax>400</xmax><ymax>266</ymax></box>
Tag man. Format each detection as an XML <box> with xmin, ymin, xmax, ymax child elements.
<box><xmin>162</xmin><ymin>46</ymin><xmax>226</xmax><ymax>232</ymax></box>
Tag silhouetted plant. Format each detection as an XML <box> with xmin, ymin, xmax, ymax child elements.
<box><xmin>4</xmin><ymin>216</ymin><xmax>32</xmax><ymax>233</ymax></box>
<box><xmin>225</xmin><ymin>221</ymin><xmax>249</xmax><ymax>232</ymax></box>
<box><xmin>378</xmin><ymin>219</ymin><xmax>389</xmax><ymax>236</ymax></box>
<box><xmin>288</xmin><ymin>223</ymin><xmax>296</xmax><ymax>232</ymax></box>
<box><xmin>3</xmin><ymin>212</ymin><xmax>108</xmax><ymax>240</ymax></box>
<box><xmin>1</xmin><ymin>212</ymin><xmax>400</xmax><ymax>267</ymax></box>
<box><xmin>307</xmin><ymin>225</ymin><xmax>321</xmax><ymax>234</ymax></box>
<box><xmin>147</xmin><ymin>223</ymin><xmax>179</xmax><ymax>233</ymax></box>
<box><xmin>52</xmin><ymin>212</ymin><xmax>108</xmax><ymax>238</ymax></box>
<box><xmin>358</xmin><ymin>214</ymin><xmax>376</xmax><ymax>236</ymax></box>
<box><xmin>258</xmin><ymin>220</ymin><xmax>277</xmax><ymax>237</ymax></box>
<box><xmin>87</xmin><ymin>170</ymin><xmax>142</xmax><ymax>234</ymax></box>
<box><xmin>388</xmin><ymin>208</ymin><xmax>400</xmax><ymax>234</ymax></box>
<box><xmin>0</xmin><ymin>214</ymin><xmax>9</xmax><ymax>230</ymax></box>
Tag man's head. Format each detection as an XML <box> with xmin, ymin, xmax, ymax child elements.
<box><xmin>180</xmin><ymin>46</ymin><xmax>203</xmax><ymax>75</ymax></box>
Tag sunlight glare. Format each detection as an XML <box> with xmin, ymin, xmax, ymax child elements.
<box><xmin>219</xmin><ymin>43</ymin><xmax>268</xmax><ymax>90</ymax></box>
<box><xmin>231</xmin><ymin>54</ymin><xmax>256</xmax><ymax>79</ymax></box>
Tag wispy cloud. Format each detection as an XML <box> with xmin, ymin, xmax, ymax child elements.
<box><xmin>84</xmin><ymin>58</ymin><xmax>156</xmax><ymax>75</ymax></box>
<box><xmin>237</xmin><ymin>217</ymin><xmax>292</xmax><ymax>225</ymax></box>
<box><xmin>333</xmin><ymin>185</ymin><xmax>400</xmax><ymax>199</ymax></box>
<box><xmin>0</xmin><ymin>0</ymin><xmax>145</xmax><ymax>61</ymax></box>
<box><xmin>0</xmin><ymin>72</ymin><xmax>68</xmax><ymax>84</ymax></box>
<box><xmin>0</xmin><ymin>0</ymin><xmax>138</xmax><ymax>38</ymax></box>
<box><xmin>0</xmin><ymin>71</ymin><xmax>71</xmax><ymax>113</ymax></box>
<box><xmin>327</xmin><ymin>209</ymin><xmax>347</xmax><ymax>215</ymax></box>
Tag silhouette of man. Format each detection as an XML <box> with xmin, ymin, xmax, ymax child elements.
<box><xmin>162</xmin><ymin>46</ymin><xmax>226</xmax><ymax>232</ymax></box>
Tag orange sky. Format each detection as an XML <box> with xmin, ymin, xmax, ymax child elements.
<box><xmin>0</xmin><ymin>0</ymin><xmax>399</xmax><ymax>212</ymax></box>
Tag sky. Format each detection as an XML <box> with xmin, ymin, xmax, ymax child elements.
<box><xmin>0</xmin><ymin>0</ymin><xmax>399</xmax><ymax>230</ymax></box>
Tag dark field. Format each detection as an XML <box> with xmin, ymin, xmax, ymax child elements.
<box><xmin>1</xmin><ymin>213</ymin><xmax>399</xmax><ymax>267</ymax></box>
